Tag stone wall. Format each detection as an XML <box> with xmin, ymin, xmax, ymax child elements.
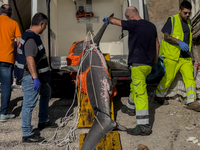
<box><xmin>146</xmin><ymin>0</ymin><xmax>179</xmax><ymax>42</ymax></box>
<box><xmin>0</xmin><ymin>0</ymin><xmax>9</xmax><ymax>6</ymax></box>
<box><xmin>0</xmin><ymin>0</ymin><xmax>3</xmax><ymax>6</ymax></box>
<box><xmin>192</xmin><ymin>26</ymin><xmax>200</xmax><ymax>62</ymax></box>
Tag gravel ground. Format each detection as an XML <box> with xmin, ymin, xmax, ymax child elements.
<box><xmin>1</xmin><ymin>85</ymin><xmax>200</xmax><ymax>150</ymax></box>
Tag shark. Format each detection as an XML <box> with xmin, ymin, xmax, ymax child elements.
<box><xmin>63</xmin><ymin>13</ymin><xmax>128</xmax><ymax>150</ymax></box>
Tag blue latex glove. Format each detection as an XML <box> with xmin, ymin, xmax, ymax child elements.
<box><xmin>33</xmin><ymin>78</ymin><xmax>41</xmax><ymax>92</ymax></box>
<box><xmin>178</xmin><ymin>41</ymin><xmax>189</xmax><ymax>52</ymax></box>
<box><xmin>151</xmin><ymin>63</ymin><xmax>157</xmax><ymax>74</ymax></box>
<box><xmin>103</xmin><ymin>17</ymin><xmax>109</xmax><ymax>25</ymax></box>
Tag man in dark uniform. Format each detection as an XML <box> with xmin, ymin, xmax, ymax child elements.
<box><xmin>14</xmin><ymin>13</ymin><xmax>52</xmax><ymax>143</ymax></box>
<box><xmin>103</xmin><ymin>6</ymin><xmax>159</xmax><ymax>136</ymax></box>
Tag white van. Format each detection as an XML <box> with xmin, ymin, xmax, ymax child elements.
<box><xmin>8</xmin><ymin>0</ymin><xmax>148</xmax><ymax>95</ymax></box>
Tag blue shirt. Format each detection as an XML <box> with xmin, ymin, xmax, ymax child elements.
<box><xmin>121</xmin><ymin>19</ymin><xmax>157</xmax><ymax>66</ymax></box>
<box><xmin>162</xmin><ymin>17</ymin><xmax>191</xmax><ymax>58</ymax></box>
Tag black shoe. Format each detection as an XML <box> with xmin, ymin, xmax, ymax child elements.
<box><xmin>121</xmin><ymin>105</ymin><xmax>135</xmax><ymax>116</ymax></box>
<box><xmin>32</xmin><ymin>128</ymin><xmax>41</xmax><ymax>136</ymax></box>
<box><xmin>127</xmin><ymin>125</ymin><xmax>152</xmax><ymax>136</ymax></box>
<box><xmin>22</xmin><ymin>134</ymin><xmax>44</xmax><ymax>143</ymax></box>
<box><xmin>38</xmin><ymin>121</ymin><xmax>58</xmax><ymax>130</ymax></box>
<box><xmin>154</xmin><ymin>96</ymin><xmax>169</xmax><ymax>105</ymax></box>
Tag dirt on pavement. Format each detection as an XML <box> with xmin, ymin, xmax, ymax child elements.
<box><xmin>1</xmin><ymin>85</ymin><xmax>200</xmax><ymax>150</ymax></box>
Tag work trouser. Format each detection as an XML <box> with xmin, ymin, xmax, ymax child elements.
<box><xmin>156</xmin><ymin>58</ymin><xmax>196</xmax><ymax>104</ymax></box>
<box><xmin>128</xmin><ymin>65</ymin><xmax>151</xmax><ymax>125</ymax></box>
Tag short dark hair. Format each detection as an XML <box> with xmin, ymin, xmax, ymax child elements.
<box><xmin>31</xmin><ymin>13</ymin><xmax>48</xmax><ymax>26</ymax></box>
<box><xmin>180</xmin><ymin>1</ymin><xmax>192</xmax><ymax>10</ymax></box>
<box><xmin>0</xmin><ymin>4</ymin><xmax>12</xmax><ymax>16</ymax></box>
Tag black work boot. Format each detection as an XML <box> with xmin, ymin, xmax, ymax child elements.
<box><xmin>121</xmin><ymin>105</ymin><xmax>136</xmax><ymax>116</ymax></box>
<box><xmin>38</xmin><ymin>120</ymin><xmax>58</xmax><ymax>130</ymax></box>
<box><xmin>22</xmin><ymin>134</ymin><xmax>44</xmax><ymax>143</ymax></box>
<box><xmin>154</xmin><ymin>95</ymin><xmax>169</xmax><ymax>105</ymax></box>
<box><xmin>127</xmin><ymin>125</ymin><xmax>152</xmax><ymax>136</ymax></box>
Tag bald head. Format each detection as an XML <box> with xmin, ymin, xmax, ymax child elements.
<box><xmin>125</xmin><ymin>6</ymin><xmax>141</xmax><ymax>20</ymax></box>
<box><xmin>0</xmin><ymin>4</ymin><xmax>12</xmax><ymax>17</ymax></box>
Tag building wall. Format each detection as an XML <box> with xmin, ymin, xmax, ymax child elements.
<box><xmin>190</xmin><ymin>0</ymin><xmax>200</xmax><ymax>18</ymax></box>
<box><xmin>190</xmin><ymin>0</ymin><xmax>200</xmax><ymax>61</ymax></box>
<box><xmin>147</xmin><ymin>0</ymin><xmax>179</xmax><ymax>42</ymax></box>
<box><xmin>0</xmin><ymin>0</ymin><xmax>3</xmax><ymax>6</ymax></box>
<box><xmin>0</xmin><ymin>0</ymin><xmax>8</xmax><ymax>6</ymax></box>
<box><xmin>147</xmin><ymin>0</ymin><xmax>200</xmax><ymax>62</ymax></box>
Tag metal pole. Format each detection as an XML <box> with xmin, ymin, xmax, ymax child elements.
<box><xmin>46</xmin><ymin>0</ymin><xmax>53</xmax><ymax>70</ymax></box>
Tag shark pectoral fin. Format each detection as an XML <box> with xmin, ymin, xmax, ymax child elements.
<box><xmin>106</xmin><ymin>60</ymin><xmax>129</xmax><ymax>71</ymax></box>
<box><xmin>114</xmin><ymin>122</ymin><xmax>127</xmax><ymax>131</ymax></box>
<box><xmin>60</xmin><ymin>65</ymin><xmax>79</xmax><ymax>72</ymax></box>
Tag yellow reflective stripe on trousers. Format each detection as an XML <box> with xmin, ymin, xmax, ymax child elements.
<box><xmin>186</xmin><ymin>93</ymin><xmax>196</xmax><ymax>104</ymax></box>
<box><xmin>136</xmin><ymin>110</ymin><xmax>149</xmax><ymax>125</ymax></box>
<box><xmin>186</xmin><ymin>86</ymin><xmax>196</xmax><ymax>93</ymax></box>
<box><xmin>156</xmin><ymin>84</ymin><xmax>169</xmax><ymax>97</ymax></box>
<box><xmin>156</xmin><ymin>92</ymin><xmax>167</xmax><ymax>97</ymax></box>
<box><xmin>187</xmin><ymin>93</ymin><xmax>196</xmax><ymax>99</ymax></box>
<box><xmin>136</xmin><ymin>110</ymin><xmax>148</xmax><ymax>116</ymax></box>
<box><xmin>126</xmin><ymin>94</ymin><xmax>135</xmax><ymax>109</ymax></box>
<box><xmin>158</xmin><ymin>83</ymin><xmax>169</xmax><ymax>91</ymax></box>
<box><xmin>38</xmin><ymin>66</ymin><xmax>50</xmax><ymax>74</ymax></box>
<box><xmin>137</xmin><ymin>118</ymin><xmax>149</xmax><ymax>125</ymax></box>
<box><xmin>186</xmin><ymin>99</ymin><xmax>195</xmax><ymax>105</ymax></box>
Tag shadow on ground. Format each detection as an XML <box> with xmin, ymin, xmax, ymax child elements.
<box><xmin>114</xmin><ymin>83</ymin><xmax>163</xmax><ymax>129</ymax></box>
<box><xmin>48</xmin><ymin>97</ymin><xmax>78</xmax><ymax>124</ymax></box>
<box><xmin>9</xmin><ymin>96</ymin><xmax>23</xmax><ymax>117</ymax></box>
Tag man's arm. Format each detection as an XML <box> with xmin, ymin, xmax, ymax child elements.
<box><xmin>154</xmin><ymin>38</ymin><xmax>160</xmax><ymax>63</ymax></box>
<box><xmin>164</xmin><ymin>32</ymin><xmax>180</xmax><ymax>44</ymax></box>
<box><xmin>16</xmin><ymin>37</ymin><xmax>20</xmax><ymax>46</ymax></box>
<box><xmin>108</xmin><ymin>17</ymin><xmax>122</xmax><ymax>26</ymax></box>
<box><xmin>26</xmin><ymin>56</ymin><xmax>38</xmax><ymax>79</ymax></box>
<box><xmin>164</xmin><ymin>32</ymin><xmax>189</xmax><ymax>51</ymax></box>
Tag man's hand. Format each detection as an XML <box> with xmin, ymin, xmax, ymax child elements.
<box><xmin>103</xmin><ymin>17</ymin><xmax>109</xmax><ymax>25</ymax></box>
<box><xmin>33</xmin><ymin>78</ymin><xmax>41</xmax><ymax>92</ymax></box>
<box><xmin>178</xmin><ymin>41</ymin><xmax>189</xmax><ymax>52</ymax></box>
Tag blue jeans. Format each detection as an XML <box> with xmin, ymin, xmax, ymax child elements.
<box><xmin>0</xmin><ymin>62</ymin><xmax>13</xmax><ymax>115</ymax></box>
<box><xmin>21</xmin><ymin>74</ymin><xmax>51</xmax><ymax>136</ymax></box>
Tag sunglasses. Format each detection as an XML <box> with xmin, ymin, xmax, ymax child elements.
<box><xmin>183</xmin><ymin>12</ymin><xmax>191</xmax><ymax>15</ymax></box>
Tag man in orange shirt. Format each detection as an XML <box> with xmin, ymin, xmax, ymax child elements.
<box><xmin>0</xmin><ymin>4</ymin><xmax>21</xmax><ymax>121</ymax></box>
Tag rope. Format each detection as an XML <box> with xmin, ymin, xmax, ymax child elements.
<box><xmin>91</xmin><ymin>65</ymin><xmax>104</xmax><ymax>69</ymax></box>
<box><xmin>86</xmin><ymin>32</ymin><xmax>105</xmax><ymax>129</ymax></box>
<box><xmin>39</xmin><ymin>31</ymin><xmax>105</xmax><ymax>149</ymax></box>
<box><xmin>94</xmin><ymin>115</ymin><xmax>104</xmax><ymax>129</ymax></box>
<box><xmin>94</xmin><ymin>107</ymin><xmax>110</xmax><ymax>118</ymax></box>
